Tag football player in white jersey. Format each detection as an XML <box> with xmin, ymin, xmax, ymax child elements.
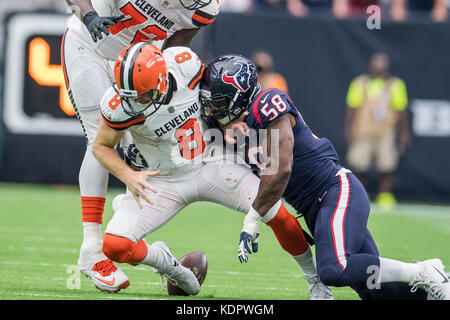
<box><xmin>92</xmin><ymin>43</ymin><xmax>333</xmax><ymax>299</ymax></box>
<box><xmin>61</xmin><ymin>0</ymin><xmax>219</xmax><ymax>292</ymax></box>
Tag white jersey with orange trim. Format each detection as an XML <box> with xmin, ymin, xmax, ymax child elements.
<box><xmin>67</xmin><ymin>0</ymin><xmax>220</xmax><ymax>60</ymax></box>
<box><xmin>100</xmin><ymin>46</ymin><xmax>210</xmax><ymax>175</ymax></box>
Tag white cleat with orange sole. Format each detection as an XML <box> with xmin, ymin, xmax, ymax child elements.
<box><xmin>78</xmin><ymin>240</ymin><xmax>130</xmax><ymax>293</ymax></box>
<box><xmin>90</xmin><ymin>259</ymin><xmax>130</xmax><ymax>293</ymax></box>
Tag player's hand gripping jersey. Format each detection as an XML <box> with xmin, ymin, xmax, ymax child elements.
<box><xmin>68</xmin><ymin>0</ymin><xmax>219</xmax><ymax>60</ymax></box>
<box><xmin>100</xmin><ymin>46</ymin><xmax>208</xmax><ymax>174</ymax></box>
<box><xmin>241</xmin><ymin>88</ymin><xmax>341</xmax><ymax>213</ymax></box>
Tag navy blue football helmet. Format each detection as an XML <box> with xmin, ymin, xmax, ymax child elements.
<box><xmin>200</xmin><ymin>54</ymin><xmax>261</xmax><ymax>126</ymax></box>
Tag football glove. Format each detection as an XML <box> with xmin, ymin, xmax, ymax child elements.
<box><xmin>125</xmin><ymin>144</ymin><xmax>149</xmax><ymax>170</ymax></box>
<box><xmin>82</xmin><ymin>11</ymin><xmax>123</xmax><ymax>42</ymax></box>
<box><xmin>238</xmin><ymin>207</ymin><xmax>262</xmax><ymax>263</ymax></box>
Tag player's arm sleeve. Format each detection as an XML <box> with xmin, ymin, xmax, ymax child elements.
<box><xmin>346</xmin><ymin>77</ymin><xmax>364</xmax><ymax>108</ymax></box>
<box><xmin>100</xmin><ymin>88</ymin><xmax>146</xmax><ymax>131</ymax></box>
<box><xmin>191</xmin><ymin>1</ymin><xmax>220</xmax><ymax>27</ymax></box>
<box><xmin>252</xmin><ymin>90</ymin><xmax>293</xmax><ymax>128</ymax></box>
<box><xmin>390</xmin><ymin>78</ymin><xmax>408</xmax><ymax>111</ymax></box>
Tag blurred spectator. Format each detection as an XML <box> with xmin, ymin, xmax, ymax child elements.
<box><xmin>391</xmin><ymin>0</ymin><xmax>448</xmax><ymax>22</ymax></box>
<box><xmin>251</xmin><ymin>50</ymin><xmax>288</xmax><ymax>93</ymax></box>
<box><xmin>219</xmin><ymin>0</ymin><xmax>254</xmax><ymax>13</ymax></box>
<box><xmin>256</xmin><ymin>0</ymin><xmax>384</xmax><ymax>19</ymax></box>
<box><xmin>254</xmin><ymin>0</ymin><xmax>310</xmax><ymax>17</ymax></box>
<box><xmin>331</xmin><ymin>0</ymin><xmax>383</xmax><ymax>18</ymax></box>
<box><xmin>344</xmin><ymin>52</ymin><xmax>410</xmax><ymax>209</ymax></box>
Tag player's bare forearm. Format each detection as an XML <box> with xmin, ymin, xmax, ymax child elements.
<box><xmin>66</xmin><ymin>0</ymin><xmax>95</xmax><ymax>19</ymax></box>
<box><xmin>93</xmin><ymin>123</ymin><xmax>159</xmax><ymax>208</ymax></box>
<box><xmin>252</xmin><ymin>115</ymin><xmax>294</xmax><ymax>216</ymax></box>
<box><xmin>92</xmin><ymin>121</ymin><xmax>131</xmax><ymax>183</ymax></box>
<box><xmin>162</xmin><ymin>28</ymin><xmax>199</xmax><ymax>50</ymax></box>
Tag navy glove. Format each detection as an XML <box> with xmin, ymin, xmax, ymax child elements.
<box><xmin>238</xmin><ymin>231</ymin><xmax>259</xmax><ymax>263</ymax></box>
<box><xmin>82</xmin><ymin>11</ymin><xmax>123</xmax><ymax>42</ymax></box>
<box><xmin>125</xmin><ymin>144</ymin><xmax>148</xmax><ymax>170</ymax></box>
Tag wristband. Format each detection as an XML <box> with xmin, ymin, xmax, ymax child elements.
<box><xmin>244</xmin><ymin>206</ymin><xmax>263</xmax><ymax>224</ymax></box>
<box><xmin>242</xmin><ymin>206</ymin><xmax>262</xmax><ymax>234</ymax></box>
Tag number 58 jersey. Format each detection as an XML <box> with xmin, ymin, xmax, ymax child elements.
<box><xmin>67</xmin><ymin>0</ymin><xmax>220</xmax><ymax>61</ymax></box>
<box><xmin>100</xmin><ymin>46</ymin><xmax>209</xmax><ymax>175</ymax></box>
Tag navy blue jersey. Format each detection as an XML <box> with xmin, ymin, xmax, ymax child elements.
<box><xmin>245</xmin><ymin>88</ymin><xmax>341</xmax><ymax>214</ymax></box>
<box><xmin>205</xmin><ymin>88</ymin><xmax>342</xmax><ymax>214</ymax></box>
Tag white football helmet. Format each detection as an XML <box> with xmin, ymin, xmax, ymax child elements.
<box><xmin>163</xmin><ymin>0</ymin><xmax>212</xmax><ymax>10</ymax></box>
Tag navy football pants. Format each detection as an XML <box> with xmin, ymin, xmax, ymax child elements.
<box><xmin>306</xmin><ymin>168</ymin><xmax>426</xmax><ymax>300</ymax></box>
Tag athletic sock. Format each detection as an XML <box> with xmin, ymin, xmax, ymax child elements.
<box><xmin>292</xmin><ymin>247</ymin><xmax>317</xmax><ymax>278</ymax></box>
<box><xmin>140</xmin><ymin>242</ymin><xmax>169</xmax><ymax>271</ymax></box>
<box><xmin>265</xmin><ymin>203</ymin><xmax>309</xmax><ymax>256</ymax></box>
<box><xmin>378</xmin><ymin>257</ymin><xmax>421</xmax><ymax>284</ymax></box>
<box><xmin>82</xmin><ymin>222</ymin><xmax>102</xmax><ymax>244</ymax></box>
<box><xmin>81</xmin><ymin>196</ymin><xmax>105</xmax><ymax>224</ymax></box>
<box><xmin>79</xmin><ymin>197</ymin><xmax>106</xmax><ymax>269</ymax></box>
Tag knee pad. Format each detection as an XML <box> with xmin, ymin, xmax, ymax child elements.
<box><xmin>103</xmin><ymin>233</ymin><xmax>136</xmax><ymax>263</ymax></box>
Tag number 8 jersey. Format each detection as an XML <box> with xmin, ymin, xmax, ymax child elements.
<box><xmin>67</xmin><ymin>0</ymin><xmax>220</xmax><ymax>60</ymax></box>
<box><xmin>100</xmin><ymin>46</ymin><xmax>209</xmax><ymax>175</ymax></box>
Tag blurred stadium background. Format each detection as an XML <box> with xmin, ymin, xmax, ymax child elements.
<box><xmin>0</xmin><ymin>0</ymin><xmax>449</xmax><ymax>300</ymax></box>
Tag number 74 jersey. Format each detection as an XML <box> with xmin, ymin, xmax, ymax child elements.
<box><xmin>67</xmin><ymin>0</ymin><xmax>220</xmax><ymax>61</ymax></box>
<box><xmin>101</xmin><ymin>46</ymin><xmax>210</xmax><ymax>175</ymax></box>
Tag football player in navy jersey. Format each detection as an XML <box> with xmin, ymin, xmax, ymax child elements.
<box><xmin>200</xmin><ymin>54</ymin><xmax>450</xmax><ymax>300</ymax></box>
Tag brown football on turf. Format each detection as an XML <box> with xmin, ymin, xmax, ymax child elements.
<box><xmin>167</xmin><ymin>251</ymin><xmax>208</xmax><ymax>296</ymax></box>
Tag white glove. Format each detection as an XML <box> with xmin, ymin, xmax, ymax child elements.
<box><xmin>238</xmin><ymin>207</ymin><xmax>262</xmax><ymax>263</ymax></box>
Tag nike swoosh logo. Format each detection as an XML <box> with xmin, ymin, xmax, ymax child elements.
<box><xmin>433</xmin><ymin>266</ymin><xmax>449</xmax><ymax>283</ymax></box>
<box><xmin>260</xmin><ymin>94</ymin><xmax>269</xmax><ymax>104</ymax></box>
<box><xmin>162</xmin><ymin>250</ymin><xmax>178</xmax><ymax>267</ymax></box>
<box><xmin>94</xmin><ymin>276</ymin><xmax>115</xmax><ymax>286</ymax></box>
<box><xmin>318</xmin><ymin>190</ymin><xmax>328</xmax><ymax>202</ymax></box>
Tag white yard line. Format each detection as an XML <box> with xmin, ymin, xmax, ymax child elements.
<box><xmin>0</xmin><ymin>291</ymin><xmax>156</xmax><ymax>300</ymax></box>
<box><xmin>370</xmin><ymin>203</ymin><xmax>450</xmax><ymax>218</ymax></box>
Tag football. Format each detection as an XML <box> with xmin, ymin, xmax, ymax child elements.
<box><xmin>167</xmin><ymin>251</ymin><xmax>208</xmax><ymax>296</ymax></box>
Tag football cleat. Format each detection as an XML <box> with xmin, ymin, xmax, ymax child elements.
<box><xmin>90</xmin><ymin>259</ymin><xmax>130</xmax><ymax>293</ymax></box>
<box><xmin>410</xmin><ymin>258</ymin><xmax>450</xmax><ymax>300</ymax></box>
<box><xmin>305</xmin><ymin>275</ymin><xmax>334</xmax><ymax>300</ymax></box>
<box><xmin>152</xmin><ymin>241</ymin><xmax>200</xmax><ymax>295</ymax></box>
<box><xmin>78</xmin><ymin>239</ymin><xmax>107</xmax><ymax>278</ymax></box>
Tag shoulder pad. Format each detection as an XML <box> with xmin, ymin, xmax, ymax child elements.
<box><xmin>192</xmin><ymin>1</ymin><xmax>219</xmax><ymax>27</ymax></box>
<box><xmin>100</xmin><ymin>87</ymin><xmax>146</xmax><ymax>130</ymax></box>
<box><xmin>163</xmin><ymin>47</ymin><xmax>204</xmax><ymax>90</ymax></box>
<box><xmin>250</xmin><ymin>88</ymin><xmax>292</xmax><ymax>128</ymax></box>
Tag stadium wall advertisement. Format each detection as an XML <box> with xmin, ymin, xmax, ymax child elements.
<box><xmin>0</xmin><ymin>12</ymin><xmax>449</xmax><ymax>203</ymax></box>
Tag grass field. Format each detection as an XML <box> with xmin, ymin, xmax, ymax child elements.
<box><xmin>0</xmin><ymin>182</ymin><xmax>449</xmax><ymax>300</ymax></box>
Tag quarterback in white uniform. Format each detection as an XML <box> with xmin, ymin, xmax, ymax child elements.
<box><xmin>61</xmin><ymin>0</ymin><xmax>219</xmax><ymax>292</ymax></box>
<box><xmin>93</xmin><ymin>43</ymin><xmax>333</xmax><ymax>298</ymax></box>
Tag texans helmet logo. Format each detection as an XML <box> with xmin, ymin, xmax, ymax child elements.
<box><xmin>222</xmin><ymin>62</ymin><xmax>252</xmax><ymax>92</ymax></box>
